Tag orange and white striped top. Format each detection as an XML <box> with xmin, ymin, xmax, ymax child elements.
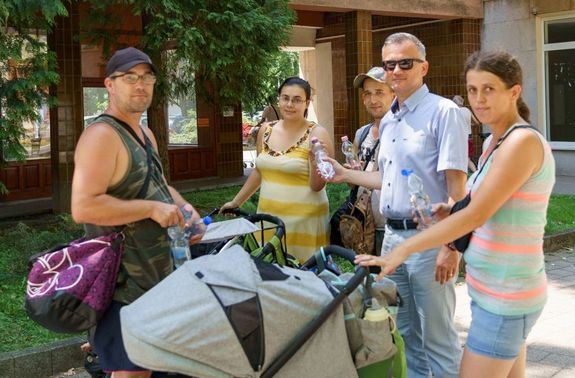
<box><xmin>464</xmin><ymin>128</ymin><xmax>556</xmax><ymax>316</ymax></box>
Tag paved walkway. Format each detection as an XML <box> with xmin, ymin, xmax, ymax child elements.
<box><xmin>51</xmin><ymin>248</ymin><xmax>575</xmax><ymax>378</ymax></box>
<box><xmin>552</xmin><ymin>175</ymin><xmax>575</xmax><ymax>195</ymax></box>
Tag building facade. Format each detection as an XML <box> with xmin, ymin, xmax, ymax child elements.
<box><xmin>0</xmin><ymin>0</ymin><xmax>483</xmax><ymax>216</ymax></box>
<box><xmin>482</xmin><ymin>0</ymin><xmax>575</xmax><ymax>176</ymax></box>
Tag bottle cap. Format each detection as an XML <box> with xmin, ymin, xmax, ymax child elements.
<box><xmin>341</xmin><ymin>135</ymin><xmax>349</xmax><ymax>142</ymax></box>
<box><xmin>203</xmin><ymin>216</ymin><xmax>212</xmax><ymax>226</ymax></box>
<box><xmin>364</xmin><ymin>307</ymin><xmax>390</xmax><ymax>322</ymax></box>
<box><xmin>400</xmin><ymin>169</ymin><xmax>413</xmax><ymax>177</ymax></box>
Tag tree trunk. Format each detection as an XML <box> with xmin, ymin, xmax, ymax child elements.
<box><xmin>142</xmin><ymin>14</ymin><xmax>171</xmax><ymax>183</ymax></box>
<box><xmin>147</xmin><ymin>99</ymin><xmax>170</xmax><ymax>182</ymax></box>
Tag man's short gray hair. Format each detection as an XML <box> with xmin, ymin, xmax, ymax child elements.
<box><xmin>383</xmin><ymin>32</ymin><xmax>426</xmax><ymax>60</ymax></box>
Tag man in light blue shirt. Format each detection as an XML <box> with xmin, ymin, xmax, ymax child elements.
<box><xmin>328</xmin><ymin>33</ymin><xmax>467</xmax><ymax>377</ymax></box>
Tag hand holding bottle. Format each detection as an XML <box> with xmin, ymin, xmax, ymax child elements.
<box><xmin>311</xmin><ymin>137</ymin><xmax>335</xmax><ymax>180</ymax></box>
<box><xmin>179</xmin><ymin>204</ymin><xmax>212</xmax><ymax>239</ymax></box>
<box><xmin>401</xmin><ymin>169</ymin><xmax>434</xmax><ymax>227</ymax></box>
<box><xmin>167</xmin><ymin>204</ymin><xmax>212</xmax><ymax>268</ymax></box>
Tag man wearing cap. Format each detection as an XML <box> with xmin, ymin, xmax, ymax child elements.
<box><xmin>326</xmin><ymin>33</ymin><xmax>467</xmax><ymax>377</ymax></box>
<box><xmin>351</xmin><ymin>66</ymin><xmax>394</xmax><ymax>254</ymax></box>
<box><xmin>71</xmin><ymin>47</ymin><xmax>200</xmax><ymax>377</ymax></box>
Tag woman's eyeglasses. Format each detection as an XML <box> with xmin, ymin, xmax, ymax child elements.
<box><xmin>110</xmin><ymin>73</ymin><xmax>157</xmax><ymax>84</ymax></box>
<box><xmin>381</xmin><ymin>58</ymin><xmax>424</xmax><ymax>72</ymax></box>
<box><xmin>279</xmin><ymin>95</ymin><xmax>306</xmax><ymax>106</ymax></box>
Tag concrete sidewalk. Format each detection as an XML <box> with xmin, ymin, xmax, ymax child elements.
<box><xmin>552</xmin><ymin>175</ymin><xmax>575</xmax><ymax>195</ymax></box>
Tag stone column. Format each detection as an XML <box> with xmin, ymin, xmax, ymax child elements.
<box><xmin>48</xmin><ymin>2</ymin><xmax>83</xmax><ymax>213</ymax></box>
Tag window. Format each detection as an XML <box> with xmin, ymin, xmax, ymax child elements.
<box><xmin>83</xmin><ymin>87</ymin><xmax>108</xmax><ymax>127</ymax></box>
<box><xmin>17</xmin><ymin>101</ymin><xmax>50</xmax><ymax>159</ymax></box>
<box><xmin>168</xmin><ymin>99</ymin><xmax>198</xmax><ymax>146</ymax></box>
<box><xmin>166</xmin><ymin>51</ymin><xmax>197</xmax><ymax>146</ymax></box>
<box><xmin>2</xmin><ymin>29</ymin><xmax>52</xmax><ymax>160</ymax></box>
<box><xmin>543</xmin><ymin>16</ymin><xmax>575</xmax><ymax>144</ymax></box>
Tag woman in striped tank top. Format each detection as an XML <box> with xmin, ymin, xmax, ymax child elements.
<box><xmin>356</xmin><ymin>51</ymin><xmax>555</xmax><ymax>377</ymax></box>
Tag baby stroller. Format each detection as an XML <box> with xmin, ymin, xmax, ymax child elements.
<box><xmin>119</xmin><ymin>241</ymin><xmax>406</xmax><ymax>377</ymax></box>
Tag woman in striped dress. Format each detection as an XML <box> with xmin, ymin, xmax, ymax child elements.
<box><xmin>221</xmin><ymin>77</ymin><xmax>333</xmax><ymax>262</ymax></box>
<box><xmin>355</xmin><ymin>50</ymin><xmax>555</xmax><ymax>378</ymax></box>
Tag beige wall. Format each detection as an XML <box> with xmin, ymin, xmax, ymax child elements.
<box><xmin>299</xmin><ymin>43</ymin><xmax>335</xmax><ymax>140</ymax></box>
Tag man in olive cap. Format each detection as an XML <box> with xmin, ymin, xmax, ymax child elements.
<box><xmin>71</xmin><ymin>47</ymin><xmax>200</xmax><ymax>377</ymax></box>
<box><xmin>330</xmin><ymin>67</ymin><xmax>395</xmax><ymax>255</ymax></box>
<box><xmin>352</xmin><ymin>67</ymin><xmax>395</xmax><ymax>254</ymax></box>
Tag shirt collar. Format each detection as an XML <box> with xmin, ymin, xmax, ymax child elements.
<box><xmin>390</xmin><ymin>84</ymin><xmax>429</xmax><ymax>115</ymax></box>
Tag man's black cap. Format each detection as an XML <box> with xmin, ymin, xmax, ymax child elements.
<box><xmin>106</xmin><ymin>47</ymin><xmax>156</xmax><ymax>77</ymax></box>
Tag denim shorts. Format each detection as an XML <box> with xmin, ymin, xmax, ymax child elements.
<box><xmin>93</xmin><ymin>301</ymin><xmax>146</xmax><ymax>372</ymax></box>
<box><xmin>466</xmin><ymin>301</ymin><xmax>542</xmax><ymax>360</ymax></box>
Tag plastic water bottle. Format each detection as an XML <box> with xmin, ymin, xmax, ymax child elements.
<box><xmin>363</xmin><ymin>298</ymin><xmax>390</xmax><ymax>322</ymax></box>
<box><xmin>311</xmin><ymin>137</ymin><xmax>335</xmax><ymax>180</ymax></box>
<box><xmin>167</xmin><ymin>204</ymin><xmax>212</xmax><ymax>268</ymax></box>
<box><xmin>184</xmin><ymin>216</ymin><xmax>212</xmax><ymax>239</ymax></box>
<box><xmin>401</xmin><ymin>169</ymin><xmax>434</xmax><ymax>227</ymax></box>
<box><xmin>168</xmin><ymin>226</ymin><xmax>190</xmax><ymax>269</ymax></box>
<box><xmin>341</xmin><ymin>136</ymin><xmax>360</xmax><ymax>170</ymax></box>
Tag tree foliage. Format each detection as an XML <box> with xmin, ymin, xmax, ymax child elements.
<box><xmin>1</xmin><ymin>0</ymin><xmax>296</xmax><ymax>193</ymax></box>
<box><xmin>0</xmin><ymin>0</ymin><xmax>66</xmax><ymax>193</ymax></box>
<box><xmin>138</xmin><ymin>0</ymin><xmax>295</xmax><ymax>105</ymax></box>
<box><xmin>242</xmin><ymin>51</ymin><xmax>299</xmax><ymax>114</ymax></box>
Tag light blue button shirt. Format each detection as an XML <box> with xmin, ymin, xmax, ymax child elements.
<box><xmin>378</xmin><ymin>84</ymin><xmax>468</xmax><ymax>219</ymax></box>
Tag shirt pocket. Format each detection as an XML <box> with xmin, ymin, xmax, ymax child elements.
<box><xmin>400</xmin><ymin>128</ymin><xmax>428</xmax><ymax>156</ymax></box>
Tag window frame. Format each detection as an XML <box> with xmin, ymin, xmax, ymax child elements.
<box><xmin>538</xmin><ymin>12</ymin><xmax>575</xmax><ymax>150</ymax></box>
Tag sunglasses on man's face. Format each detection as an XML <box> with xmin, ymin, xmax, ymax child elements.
<box><xmin>381</xmin><ymin>58</ymin><xmax>424</xmax><ymax>72</ymax></box>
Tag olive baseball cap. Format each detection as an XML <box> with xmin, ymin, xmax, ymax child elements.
<box><xmin>106</xmin><ymin>47</ymin><xmax>156</xmax><ymax>77</ymax></box>
<box><xmin>353</xmin><ymin>66</ymin><xmax>386</xmax><ymax>89</ymax></box>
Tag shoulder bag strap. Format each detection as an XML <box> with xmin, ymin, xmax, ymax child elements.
<box><xmin>136</xmin><ymin>134</ymin><xmax>154</xmax><ymax>199</ymax></box>
<box><xmin>362</xmin><ymin>138</ymin><xmax>380</xmax><ymax>170</ymax></box>
<box><xmin>348</xmin><ymin>124</ymin><xmax>380</xmax><ymax>203</ymax></box>
<box><xmin>358</xmin><ymin>124</ymin><xmax>372</xmax><ymax>147</ymax></box>
<box><xmin>357</xmin><ymin>123</ymin><xmax>379</xmax><ymax>170</ymax></box>
<box><xmin>471</xmin><ymin>124</ymin><xmax>535</xmax><ymax>187</ymax></box>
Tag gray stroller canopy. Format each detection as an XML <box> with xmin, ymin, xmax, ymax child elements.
<box><xmin>121</xmin><ymin>245</ymin><xmax>357</xmax><ymax>377</ymax></box>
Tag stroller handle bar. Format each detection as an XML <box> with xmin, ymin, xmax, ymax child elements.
<box><xmin>209</xmin><ymin>207</ymin><xmax>252</xmax><ymax>218</ymax></box>
<box><xmin>300</xmin><ymin>245</ymin><xmax>356</xmax><ymax>269</ymax></box>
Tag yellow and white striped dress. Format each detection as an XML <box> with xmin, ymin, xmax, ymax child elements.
<box><xmin>256</xmin><ymin>122</ymin><xmax>329</xmax><ymax>262</ymax></box>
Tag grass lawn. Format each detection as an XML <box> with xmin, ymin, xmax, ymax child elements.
<box><xmin>0</xmin><ymin>185</ymin><xmax>573</xmax><ymax>353</ymax></box>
